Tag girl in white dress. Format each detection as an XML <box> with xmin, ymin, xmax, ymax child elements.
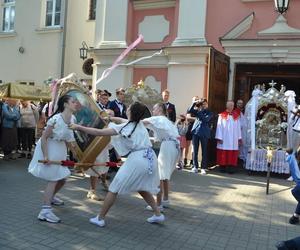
<box><xmin>28</xmin><ymin>95</ymin><xmax>77</xmax><ymax>223</ymax></box>
<box><xmin>143</xmin><ymin>103</ymin><xmax>180</xmax><ymax>210</ymax></box>
<box><xmin>70</xmin><ymin>102</ymin><xmax>165</xmax><ymax>227</ymax></box>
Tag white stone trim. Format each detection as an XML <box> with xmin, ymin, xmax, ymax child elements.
<box><xmin>258</xmin><ymin>15</ymin><xmax>300</xmax><ymax>36</ymax></box>
<box><xmin>222</xmin><ymin>12</ymin><xmax>254</xmax><ymax>39</ymax></box>
<box><xmin>221</xmin><ymin>38</ymin><xmax>300</xmax><ymax>98</ymax></box>
<box><xmin>91</xmin><ymin>46</ymin><xmax>210</xmax><ymax>68</ymax></box>
<box><xmin>0</xmin><ymin>31</ymin><xmax>17</xmax><ymax>38</ymax></box>
<box><xmin>97</xmin><ymin>41</ymin><xmax>128</xmax><ymax>49</ymax></box>
<box><xmin>133</xmin><ymin>0</ymin><xmax>176</xmax><ymax>10</ymax></box>
<box><xmin>241</xmin><ymin>0</ymin><xmax>271</xmax><ymax>2</ymax></box>
<box><xmin>165</xmin><ymin>46</ymin><xmax>209</xmax><ymax>66</ymax></box>
<box><xmin>35</xmin><ymin>26</ymin><xmax>63</xmax><ymax>34</ymax></box>
<box><xmin>172</xmin><ymin>0</ymin><xmax>207</xmax><ymax>47</ymax></box>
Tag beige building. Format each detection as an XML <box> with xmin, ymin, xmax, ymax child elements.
<box><xmin>0</xmin><ymin>0</ymin><xmax>96</xmax><ymax>85</ymax></box>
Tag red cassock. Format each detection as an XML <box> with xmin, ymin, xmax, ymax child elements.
<box><xmin>215</xmin><ymin>109</ymin><xmax>242</xmax><ymax>166</ymax></box>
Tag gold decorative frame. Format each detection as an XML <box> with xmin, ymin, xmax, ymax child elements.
<box><xmin>58</xmin><ymin>82</ymin><xmax>110</xmax><ymax>169</ymax></box>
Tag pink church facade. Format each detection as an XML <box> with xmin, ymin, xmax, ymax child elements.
<box><xmin>91</xmin><ymin>0</ymin><xmax>300</xmax><ymax>115</ymax></box>
<box><xmin>206</xmin><ymin>0</ymin><xmax>300</xmax><ymax>102</ymax></box>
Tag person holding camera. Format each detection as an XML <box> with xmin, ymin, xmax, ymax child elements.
<box><xmin>187</xmin><ymin>98</ymin><xmax>213</xmax><ymax>174</ymax></box>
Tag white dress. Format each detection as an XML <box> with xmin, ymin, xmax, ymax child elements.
<box><xmin>108</xmin><ymin>121</ymin><xmax>159</xmax><ymax>195</ymax></box>
<box><xmin>85</xmin><ymin>144</ymin><xmax>111</xmax><ymax>176</ymax></box>
<box><xmin>28</xmin><ymin>114</ymin><xmax>76</xmax><ymax>181</ymax></box>
<box><xmin>144</xmin><ymin>116</ymin><xmax>179</xmax><ymax>180</ymax></box>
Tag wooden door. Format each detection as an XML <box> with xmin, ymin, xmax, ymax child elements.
<box><xmin>207</xmin><ymin>48</ymin><xmax>230</xmax><ymax>166</ymax></box>
<box><xmin>208</xmin><ymin>48</ymin><xmax>230</xmax><ymax>113</ymax></box>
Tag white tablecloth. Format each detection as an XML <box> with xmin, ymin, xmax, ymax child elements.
<box><xmin>245</xmin><ymin>149</ymin><xmax>289</xmax><ymax>174</ymax></box>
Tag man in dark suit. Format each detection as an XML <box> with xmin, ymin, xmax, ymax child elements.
<box><xmin>187</xmin><ymin>98</ymin><xmax>213</xmax><ymax>175</ymax></box>
<box><xmin>108</xmin><ymin>88</ymin><xmax>127</xmax><ymax>119</ymax></box>
<box><xmin>107</xmin><ymin>88</ymin><xmax>127</xmax><ymax>169</ymax></box>
<box><xmin>162</xmin><ymin>89</ymin><xmax>176</xmax><ymax>122</ymax></box>
<box><xmin>96</xmin><ymin>89</ymin><xmax>111</xmax><ymax>110</ymax></box>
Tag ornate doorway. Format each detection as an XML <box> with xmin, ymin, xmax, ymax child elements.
<box><xmin>234</xmin><ymin>63</ymin><xmax>300</xmax><ymax>102</ymax></box>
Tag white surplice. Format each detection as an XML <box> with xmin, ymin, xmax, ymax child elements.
<box><xmin>215</xmin><ymin>115</ymin><xmax>242</xmax><ymax>151</ymax></box>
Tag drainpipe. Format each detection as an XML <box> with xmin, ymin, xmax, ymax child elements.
<box><xmin>60</xmin><ymin>0</ymin><xmax>68</xmax><ymax>78</ymax></box>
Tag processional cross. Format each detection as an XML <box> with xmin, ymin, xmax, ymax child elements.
<box><xmin>269</xmin><ymin>80</ymin><xmax>277</xmax><ymax>88</ymax></box>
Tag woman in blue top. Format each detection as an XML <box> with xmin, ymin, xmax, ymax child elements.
<box><xmin>1</xmin><ymin>98</ymin><xmax>21</xmax><ymax>160</ymax></box>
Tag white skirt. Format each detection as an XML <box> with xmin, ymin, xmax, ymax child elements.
<box><xmin>85</xmin><ymin>150</ymin><xmax>109</xmax><ymax>176</ymax></box>
<box><xmin>158</xmin><ymin>141</ymin><xmax>179</xmax><ymax>180</ymax></box>
<box><xmin>109</xmin><ymin>149</ymin><xmax>160</xmax><ymax>195</ymax></box>
<box><xmin>28</xmin><ymin>139</ymin><xmax>70</xmax><ymax>181</ymax></box>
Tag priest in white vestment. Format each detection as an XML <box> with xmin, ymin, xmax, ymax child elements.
<box><xmin>215</xmin><ymin>101</ymin><xmax>242</xmax><ymax>173</ymax></box>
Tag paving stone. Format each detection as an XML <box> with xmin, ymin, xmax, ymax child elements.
<box><xmin>1</xmin><ymin>159</ymin><xmax>300</xmax><ymax>249</ymax></box>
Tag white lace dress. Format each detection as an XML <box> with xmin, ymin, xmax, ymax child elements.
<box><xmin>108</xmin><ymin>122</ymin><xmax>159</xmax><ymax>195</ymax></box>
<box><xmin>28</xmin><ymin>114</ymin><xmax>76</xmax><ymax>181</ymax></box>
<box><xmin>144</xmin><ymin>116</ymin><xmax>180</xmax><ymax>180</ymax></box>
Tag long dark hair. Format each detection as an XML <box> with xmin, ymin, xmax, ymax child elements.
<box><xmin>48</xmin><ymin>94</ymin><xmax>72</xmax><ymax>120</ymax></box>
<box><xmin>119</xmin><ymin>101</ymin><xmax>147</xmax><ymax>138</ymax></box>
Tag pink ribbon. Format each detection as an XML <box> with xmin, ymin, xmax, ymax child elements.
<box><xmin>48</xmin><ymin>79</ymin><xmax>59</xmax><ymax>116</ymax></box>
<box><xmin>96</xmin><ymin>34</ymin><xmax>144</xmax><ymax>85</ymax></box>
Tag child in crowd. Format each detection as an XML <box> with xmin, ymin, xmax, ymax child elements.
<box><xmin>175</xmin><ymin>114</ymin><xmax>188</xmax><ymax>170</ymax></box>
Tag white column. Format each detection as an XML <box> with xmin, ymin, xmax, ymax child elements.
<box><xmin>228</xmin><ymin>61</ymin><xmax>235</xmax><ymax>100</ymax></box>
<box><xmin>94</xmin><ymin>0</ymin><xmax>128</xmax><ymax>48</ymax></box>
<box><xmin>172</xmin><ymin>0</ymin><xmax>207</xmax><ymax>46</ymax></box>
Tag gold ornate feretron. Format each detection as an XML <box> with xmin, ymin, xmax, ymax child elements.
<box><xmin>58</xmin><ymin>81</ymin><xmax>110</xmax><ymax>170</ymax></box>
<box><xmin>255</xmin><ymin>83</ymin><xmax>288</xmax><ymax>149</ymax></box>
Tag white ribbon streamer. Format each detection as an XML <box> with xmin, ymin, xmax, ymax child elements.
<box><xmin>250</xmin><ymin>88</ymin><xmax>261</xmax><ymax>161</ymax></box>
<box><xmin>285</xmin><ymin>90</ymin><xmax>296</xmax><ymax>149</ymax></box>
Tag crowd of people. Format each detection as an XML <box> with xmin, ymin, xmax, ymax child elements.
<box><xmin>2</xmin><ymin>86</ymin><xmax>300</xmax><ymax>249</ymax></box>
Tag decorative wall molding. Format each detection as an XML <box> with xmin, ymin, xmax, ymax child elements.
<box><xmin>138</xmin><ymin>15</ymin><xmax>170</xmax><ymax>43</ymax></box>
<box><xmin>221</xmin><ymin>39</ymin><xmax>300</xmax><ymax>62</ymax></box>
<box><xmin>241</xmin><ymin>0</ymin><xmax>271</xmax><ymax>2</ymax></box>
<box><xmin>133</xmin><ymin>0</ymin><xmax>175</xmax><ymax>10</ymax></box>
<box><xmin>222</xmin><ymin>12</ymin><xmax>254</xmax><ymax>40</ymax></box>
<box><xmin>258</xmin><ymin>15</ymin><xmax>300</xmax><ymax>36</ymax></box>
<box><xmin>97</xmin><ymin>40</ymin><xmax>128</xmax><ymax>49</ymax></box>
<box><xmin>0</xmin><ymin>31</ymin><xmax>17</xmax><ymax>38</ymax></box>
<box><xmin>35</xmin><ymin>27</ymin><xmax>63</xmax><ymax>34</ymax></box>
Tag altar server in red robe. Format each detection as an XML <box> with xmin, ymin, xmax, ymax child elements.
<box><xmin>215</xmin><ymin>100</ymin><xmax>242</xmax><ymax>173</ymax></box>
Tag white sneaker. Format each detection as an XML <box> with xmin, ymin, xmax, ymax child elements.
<box><xmin>87</xmin><ymin>190</ymin><xmax>104</xmax><ymax>201</ymax></box>
<box><xmin>51</xmin><ymin>196</ymin><xmax>64</xmax><ymax>206</ymax></box>
<box><xmin>161</xmin><ymin>199</ymin><xmax>170</xmax><ymax>208</ymax></box>
<box><xmin>38</xmin><ymin>209</ymin><xmax>61</xmax><ymax>223</ymax></box>
<box><xmin>200</xmin><ymin>169</ymin><xmax>207</xmax><ymax>175</ymax></box>
<box><xmin>191</xmin><ymin>167</ymin><xmax>198</xmax><ymax>173</ymax></box>
<box><xmin>147</xmin><ymin>214</ymin><xmax>165</xmax><ymax>224</ymax></box>
<box><xmin>145</xmin><ymin>205</ymin><xmax>164</xmax><ymax>212</ymax></box>
<box><xmin>89</xmin><ymin>216</ymin><xmax>105</xmax><ymax>227</ymax></box>
<box><xmin>287</xmin><ymin>176</ymin><xmax>294</xmax><ymax>182</ymax></box>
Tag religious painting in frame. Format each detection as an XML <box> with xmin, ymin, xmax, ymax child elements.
<box><xmin>57</xmin><ymin>82</ymin><xmax>110</xmax><ymax>168</ymax></box>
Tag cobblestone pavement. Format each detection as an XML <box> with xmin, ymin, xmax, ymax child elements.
<box><xmin>1</xmin><ymin>158</ymin><xmax>300</xmax><ymax>250</ymax></box>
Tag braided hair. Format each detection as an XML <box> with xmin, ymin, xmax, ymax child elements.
<box><xmin>119</xmin><ymin>101</ymin><xmax>147</xmax><ymax>138</ymax></box>
<box><xmin>48</xmin><ymin>94</ymin><xmax>72</xmax><ymax>120</ymax></box>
